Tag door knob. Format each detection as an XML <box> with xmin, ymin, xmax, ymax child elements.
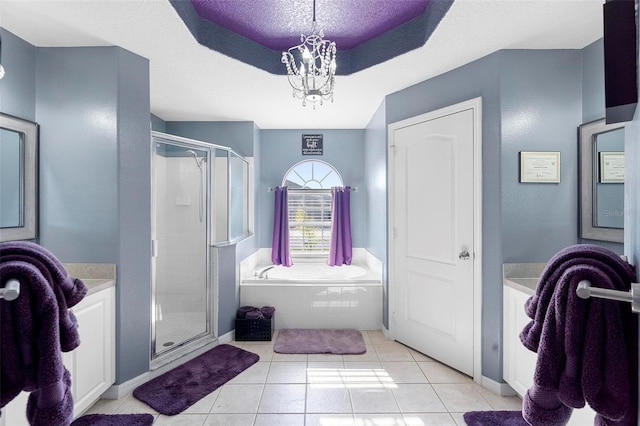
<box><xmin>458</xmin><ymin>250</ymin><xmax>470</xmax><ymax>260</ymax></box>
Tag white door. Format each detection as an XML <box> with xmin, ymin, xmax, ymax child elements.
<box><xmin>389</xmin><ymin>100</ymin><xmax>480</xmax><ymax>377</ymax></box>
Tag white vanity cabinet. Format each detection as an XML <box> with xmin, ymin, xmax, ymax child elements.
<box><xmin>503</xmin><ymin>278</ymin><xmax>596</xmax><ymax>425</ymax></box>
<box><xmin>1</xmin><ymin>285</ymin><xmax>115</xmax><ymax>425</ymax></box>
<box><xmin>63</xmin><ymin>285</ymin><xmax>116</xmax><ymax>417</ymax></box>
<box><xmin>502</xmin><ymin>283</ymin><xmax>537</xmax><ymax>397</ymax></box>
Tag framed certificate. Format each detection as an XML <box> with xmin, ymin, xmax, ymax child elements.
<box><xmin>599</xmin><ymin>152</ymin><xmax>624</xmax><ymax>183</ymax></box>
<box><xmin>519</xmin><ymin>151</ymin><xmax>561</xmax><ymax>183</ymax></box>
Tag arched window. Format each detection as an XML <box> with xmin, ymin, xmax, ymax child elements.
<box><xmin>282</xmin><ymin>159</ymin><xmax>343</xmax><ymax>189</ymax></box>
<box><xmin>282</xmin><ymin>160</ymin><xmax>342</xmax><ymax>254</ymax></box>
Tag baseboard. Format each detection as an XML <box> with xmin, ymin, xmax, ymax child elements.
<box><xmin>481</xmin><ymin>375</ymin><xmax>517</xmax><ymax>396</ymax></box>
<box><xmin>218</xmin><ymin>330</ymin><xmax>234</xmax><ymax>344</ymax></box>
<box><xmin>381</xmin><ymin>325</ymin><xmax>391</xmax><ymax>340</ymax></box>
<box><xmin>102</xmin><ymin>372</ymin><xmax>149</xmax><ymax>400</ymax></box>
<box><xmin>102</xmin><ymin>336</ymin><xmax>229</xmax><ymax>400</ymax></box>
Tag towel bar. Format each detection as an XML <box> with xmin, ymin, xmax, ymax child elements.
<box><xmin>576</xmin><ymin>280</ymin><xmax>640</xmax><ymax>313</ymax></box>
<box><xmin>0</xmin><ymin>279</ymin><xmax>20</xmax><ymax>301</ymax></box>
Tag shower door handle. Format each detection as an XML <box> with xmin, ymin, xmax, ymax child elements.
<box><xmin>152</xmin><ymin>239</ymin><xmax>158</xmax><ymax>258</ymax></box>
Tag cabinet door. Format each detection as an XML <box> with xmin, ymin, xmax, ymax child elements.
<box><xmin>1</xmin><ymin>288</ymin><xmax>115</xmax><ymax>424</ymax></box>
<box><xmin>503</xmin><ymin>285</ymin><xmax>596</xmax><ymax>424</ymax></box>
<box><xmin>0</xmin><ymin>390</ymin><xmax>29</xmax><ymax>426</ymax></box>
<box><xmin>67</xmin><ymin>287</ymin><xmax>116</xmax><ymax>417</ymax></box>
<box><xmin>503</xmin><ymin>286</ymin><xmax>537</xmax><ymax>397</ymax></box>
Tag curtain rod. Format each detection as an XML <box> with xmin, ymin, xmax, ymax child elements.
<box><xmin>267</xmin><ymin>187</ymin><xmax>357</xmax><ymax>192</ymax></box>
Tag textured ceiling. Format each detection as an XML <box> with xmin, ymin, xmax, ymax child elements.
<box><xmin>189</xmin><ymin>0</ymin><xmax>430</xmax><ymax>51</ymax></box>
<box><xmin>172</xmin><ymin>0</ymin><xmax>450</xmax><ymax>75</ymax></box>
<box><xmin>0</xmin><ymin>1</ymin><xmax>605</xmax><ymax>129</ymax></box>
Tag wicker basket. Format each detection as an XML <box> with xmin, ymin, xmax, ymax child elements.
<box><xmin>235</xmin><ymin>316</ymin><xmax>274</xmax><ymax>341</ymax></box>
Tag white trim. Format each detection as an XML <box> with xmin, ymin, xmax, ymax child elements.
<box><xmin>381</xmin><ymin>325</ymin><xmax>391</xmax><ymax>340</ymax></box>
<box><xmin>102</xmin><ymin>339</ymin><xmax>220</xmax><ymax>400</ymax></box>
<box><xmin>387</xmin><ymin>97</ymin><xmax>483</xmax><ymax>384</ymax></box>
<box><xmin>281</xmin><ymin>159</ymin><xmax>343</xmax><ymax>188</ymax></box>
<box><xmin>218</xmin><ymin>329</ymin><xmax>235</xmax><ymax>344</ymax></box>
<box><xmin>481</xmin><ymin>375</ymin><xmax>517</xmax><ymax>397</ymax></box>
<box><xmin>101</xmin><ymin>372</ymin><xmax>149</xmax><ymax>400</ymax></box>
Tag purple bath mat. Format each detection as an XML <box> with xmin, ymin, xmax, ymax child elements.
<box><xmin>463</xmin><ymin>410</ymin><xmax>528</xmax><ymax>425</ymax></box>
<box><xmin>71</xmin><ymin>413</ymin><xmax>154</xmax><ymax>426</ymax></box>
<box><xmin>133</xmin><ymin>344</ymin><xmax>259</xmax><ymax>415</ymax></box>
<box><xmin>274</xmin><ymin>329</ymin><xmax>366</xmax><ymax>354</ymax></box>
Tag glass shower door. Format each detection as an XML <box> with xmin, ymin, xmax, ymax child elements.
<box><xmin>152</xmin><ymin>138</ymin><xmax>211</xmax><ymax>361</ymax></box>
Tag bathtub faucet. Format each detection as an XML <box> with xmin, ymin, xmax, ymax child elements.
<box><xmin>257</xmin><ymin>265</ymin><xmax>276</xmax><ymax>279</ymax></box>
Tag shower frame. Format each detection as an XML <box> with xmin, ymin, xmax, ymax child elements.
<box><xmin>150</xmin><ymin>131</ymin><xmax>220</xmax><ymax>368</ymax></box>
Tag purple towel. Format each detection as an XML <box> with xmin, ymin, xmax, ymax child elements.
<box><xmin>237</xmin><ymin>305</ymin><xmax>258</xmax><ymax>319</ymax></box>
<box><xmin>0</xmin><ymin>241</ymin><xmax>87</xmax><ymax>307</ymax></box>
<box><xmin>260</xmin><ymin>306</ymin><xmax>275</xmax><ymax>319</ymax></box>
<box><xmin>0</xmin><ymin>242</ymin><xmax>87</xmax><ymax>426</ymax></box>
<box><xmin>520</xmin><ymin>244</ymin><xmax>637</xmax><ymax>426</ymax></box>
<box><xmin>245</xmin><ymin>310</ymin><xmax>265</xmax><ymax>320</ymax></box>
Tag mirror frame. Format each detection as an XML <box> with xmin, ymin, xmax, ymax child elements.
<box><xmin>579</xmin><ymin>118</ymin><xmax>624</xmax><ymax>243</ymax></box>
<box><xmin>0</xmin><ymin>113</ymin><xmax>39</xmax><ymax>242</ymax></box>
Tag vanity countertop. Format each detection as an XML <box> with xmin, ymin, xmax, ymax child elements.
<box><xmin>83</xmin><ymin>278</ymin><xmax>116</xmax><ymax>296</ymax></box>
<box><xmin>62</xmin><ymin>263</ymin><xmax>116</xmax><ymax>296</ymax></box>
<box><xmin>503</xmin><ymin>277</ymin><xmax>537</xmax><ymax>295</ymax></box>
<box><xmin>503</xmin><ymin>263</ymin><xmax>546</xmax><ymax>296</ymax></box>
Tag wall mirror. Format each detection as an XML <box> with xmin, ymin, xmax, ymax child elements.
<box><xmin>579</xmin><ymin>118</ymin><xmax>624</xmax><ymax>243</ymax></box>
<box><xmin>0</xmin><ymin>113</ymin><xmax>38</xmax><ymax>242</ymax></box>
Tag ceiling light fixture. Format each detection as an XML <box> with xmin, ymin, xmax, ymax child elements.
<box><xmin>281</xmin><ymin>0</ymin><xmax>336</xmax><ymax>108</ymax></box>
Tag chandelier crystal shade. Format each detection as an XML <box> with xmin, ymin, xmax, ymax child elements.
<box><xmin>281</xmin><ymin>0</ymin><xmax>336</xmax><ymax>107</ymax></box>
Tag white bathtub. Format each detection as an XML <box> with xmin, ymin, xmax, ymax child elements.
<box><xmin>243</xmin><ymin>263</ymin><xmax>381</xmax><ymax>284</ymax></box>
<box><xmin>240</xmin><ymin>260</ymin><xmax>382</xmax><ymax>330</ymax></box>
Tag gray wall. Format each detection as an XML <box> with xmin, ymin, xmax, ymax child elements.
<box><xmin>166</xmin><ymin>121</ymin><xmax>255</xmax><ymax>157</ymax></box>
<box><xmin>150</xmin><ymin>113</ymin><xmax>166</xmax><ymax>133</ymax></box>
<box><xmin>35</xmin><ymin>46</ymin><xmax>151</xmax><ymax>384</ymax></box>
<box><xmin>0</xmin><ymin>29</ymin><xmax>36</xmax><ymax>121</ymax></box>
<box><xmin>499</xmin><ymin>50</ymin><xmax>582</xmax><ymax>262</ymax></box>
<box><xmin>36</xmin><ymin>47</ymin><xmax>120</xmax><ymax>262</ymax></box>
<box><xmin>115</xmin><ymin>49</ymin><xmax>152</xmax><ymax>383</ymax></box>
<box><xmin>3</xmin><ymin>30</ymin><xmax>152</xmax><ymax>384</ymax></box>
<box><xmin>582</xmin><ymin>39</ymin><xmax>606</xmax><ymax>124</ymax></box>
<box><xmin>364</xmin><ymin>100</ymin><xmax>388</xmax><ymax>325</ymax></box>
<box><xmin>258</xmin><ymin>129</ymin><xmax>366</xmax><ymax>250</ymax></box>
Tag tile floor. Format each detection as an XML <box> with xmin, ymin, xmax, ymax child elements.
<box><xmin>84</xmin><ymin>330</ymin><xmax>522</xmax><ymax>425</ymax></box>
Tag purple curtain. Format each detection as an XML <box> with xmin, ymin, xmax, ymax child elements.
<box><xmin>328</xmin><ymin>186</ymin><xmax>353</xmax><ymax>266</ymax></box>
<box><xmin>271</xmin><ymin>186</ymin><xmax>293</xmax><ymax>266</ymax></box>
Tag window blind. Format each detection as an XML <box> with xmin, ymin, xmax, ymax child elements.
<box><xmin>288</xmin><ymin>189</ymin><xmax>332</xmax><ymax>253</ymax></box>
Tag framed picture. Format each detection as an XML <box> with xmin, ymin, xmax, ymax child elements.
<box><xmin>519</xmin><ymin>151</ymin><xmax>560</xmax><ymax>183</ymax></box>
<box><xmin>599</xmin><ymin>151</ymin><xmax>624</xmax><ymax>183</ymax></box>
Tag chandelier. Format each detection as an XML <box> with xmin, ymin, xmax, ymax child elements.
<box><xmin>281</xmin><ymin>0</ymin><xmax>337</xmax><ymax>107</ymax></box>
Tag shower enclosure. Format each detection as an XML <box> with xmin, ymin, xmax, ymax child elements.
<box><xmin>151</xmin><ymin>133</ymin><xmax>215</xmax><ymax>366</ymax></box>
<box><xmin>150</xmin><ymin>131</ymin><xmax>251</xmax><ymax>366</ymax></box>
